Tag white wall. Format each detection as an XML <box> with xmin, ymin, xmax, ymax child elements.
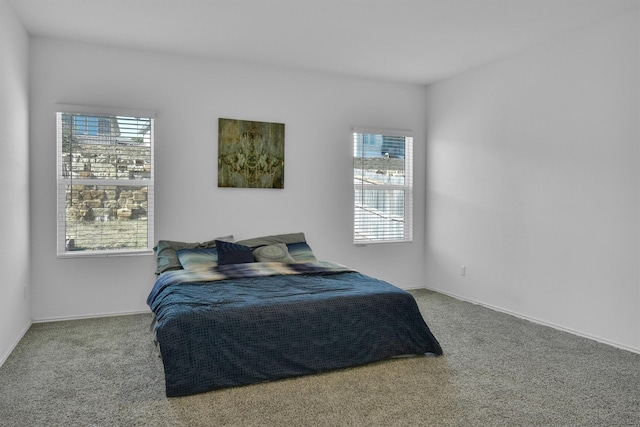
<box><xmin>426</xmin><ymin>10</ymin><xmax>640</xmax><ymax>352</ymax></box>
<box><xmin>29</xmin><ymin>38</ymin><xmax>428</xmax><ymax>321</ymax></box>
<box><xmin>0</xmin><ymin>0</ymin><xmax>31</xmax><ymax>363</ymax></box>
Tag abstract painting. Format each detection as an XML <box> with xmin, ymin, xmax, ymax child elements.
<box><xmin>218</xmin><ymin>118</ymin><xmax>285</xmax><ymax>189</ymax></box>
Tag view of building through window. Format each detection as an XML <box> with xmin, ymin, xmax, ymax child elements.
<box><xmin>353</xmin><ymin>129</ymin><xmax>413</xmax><ymax>244</ymax></box>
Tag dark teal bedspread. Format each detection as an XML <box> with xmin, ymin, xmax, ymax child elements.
<box><xmin>147</xmin><ymin>262</ymin><xmax>442</xmax><ymax>397</ymax></box>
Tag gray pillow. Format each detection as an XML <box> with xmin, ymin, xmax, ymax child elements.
<box><xmin>236</xmin><ymin>232</ymin><xmax>306</xmax><ymax>248</ymax></box>
<box><xmin>154</xmin><ymin>235</ymin><xmax>234</xmax><ymax>274</ymax></box>
<box><xmin>252</xmin><ymin>243</ymin><xmax>296</xmax><ymax>263</ymax></box>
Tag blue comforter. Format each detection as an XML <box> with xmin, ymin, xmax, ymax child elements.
<box><xmin>147</xmin><ymin>262</ymin><xmax>442</xmax><ymax>397</ymax></box>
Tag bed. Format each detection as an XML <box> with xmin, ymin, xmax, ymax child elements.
<box><xmin>147</xmin><ymin>232</ymin><xmax>442</xmax><ymax>397</ymax></box>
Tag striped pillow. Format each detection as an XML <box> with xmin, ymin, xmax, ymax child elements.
<box><xmin>177</xmin><ymin>247</ymin><xmax>219</xmax><ymax>270</ymax></box>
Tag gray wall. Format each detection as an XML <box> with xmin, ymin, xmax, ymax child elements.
<box><xmin>28</xmin><ymin>37</ymin><xmax>429</xmax><ymax>321</ymax></box>
<box><xmin>425</xmin><ymin>10</ymin><xmax>640</xmax><ymax>352</ymax></box>
<box><xmin>2</xmin><ymin>2</ymin><xmax>638</xmax><ymax>364</ymax></box>
<box><xmin>0</xmin><ymin>0</ymin><xmax>31</xmax><ymax>364</ymax></box>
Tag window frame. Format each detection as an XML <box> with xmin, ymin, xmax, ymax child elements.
<box><xmin>56</xmin><ymin>104</ymin><xmax>155</xmax><ymax>258</ymax></box>
<box><xmin>352</xmin><ymin>126</ymin><xmax>413</xmax><ymax>245</ymax></box>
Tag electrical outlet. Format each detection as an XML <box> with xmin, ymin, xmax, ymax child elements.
<box><xmin>460</xmin><ymin>265</ymin><xmax>466</xmax><ymax>277</ymax></box>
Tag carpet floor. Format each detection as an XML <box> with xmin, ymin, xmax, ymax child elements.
<box><xmin>1</xmin><ymin>289</ymin><xmax>639</xmax><ymax>426</ymax></box>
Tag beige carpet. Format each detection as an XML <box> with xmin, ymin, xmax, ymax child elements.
<box><xmin>1</xmin><ymin>289</ymin><xmax>639</xmax><ymax>426</ymax></box>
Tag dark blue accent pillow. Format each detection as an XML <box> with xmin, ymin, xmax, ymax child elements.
<box><xmin>215</xmin><ymin>240</ymin><xmax>255</xmax><ymax>265</ymax></box>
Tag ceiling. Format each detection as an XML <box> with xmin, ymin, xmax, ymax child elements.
<box><xmin>9</xmin><ymin>0</ymin><xmax>640</xmax><ymax>85</ymax></box>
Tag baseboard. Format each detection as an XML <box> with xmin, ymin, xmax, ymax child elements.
<box><xmin>32</xmin><ymin>308</ymin><xmax>151</xmax><ymax>324</ymax></box>
<box><xmin>0</xmin><ymin>321</ymin><xmax>32</xmax><ymax>368</ymax></box>
<box><xmin>402</xmin><ymin>285</ymin><xmax>427</xmax><ymax>291</ymax></box>
<box><xmin>424</xmin><ymin>286</ymin><xmax>640</xmax><ymax>356</ymax></box>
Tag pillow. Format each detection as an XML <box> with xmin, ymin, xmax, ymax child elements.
<box><xmin>236</xmin><ymin>232</ymin><xmax>307</xmax><ymax>249</ymax></box>
<box><xmin>286</xmin><ymin>242</ymin><xmax>317</xmax><ymax>263</ymax></box>
<box><xmin>235</xmin><ymin>232</ymin><xmax>317</xmax><ymax>263</ymax></box>
<box><xmin>177</xmin><ymin>247</ymin><xmax>219</xmax><ymax>270</ymax></box>
<box><xmin>216</xmin><ymin>240</ymin><xmax>255</xmax><ymax>265</ymax></box>
<box><xmin>154</xmin><ymin>235</ymin><xmax>234</xmax><ymax>274</ymax></box>
<box><xmin>252</xmin><ymin>243</ymin><xmax>295</xmax><ymax>263</ymax></box>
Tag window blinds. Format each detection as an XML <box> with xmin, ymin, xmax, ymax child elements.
<box><xmin>56</xmin><ymin>108</ymin><xmax>155</xmax><ymax>256</ymax></box>
<box><xmin>353</xmin><ymin>128</ymin><xmax>413</xmax><ymax>244</ymax></box>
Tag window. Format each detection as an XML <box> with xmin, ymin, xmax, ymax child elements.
<box><xmin>353</xmin><ymin>127</ymin><xmax>413</xmax><ymax>244</ymax></box>
<box><xmin>56</xmin><ymin>106</ymin><xmax>155</xmax><ymax>256</ymax></box>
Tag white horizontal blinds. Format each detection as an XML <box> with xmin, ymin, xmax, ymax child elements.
<box><xmin>353</xmin><ymin>128</ymin><xmax>413</xmax><ymax>244</ymax></box>
<box><xmin>56</xmin><ymin>110</ymin><xmax>155</xmax><ymax>256</ymax></box>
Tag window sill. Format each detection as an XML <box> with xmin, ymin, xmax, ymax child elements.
<box><xmin>57</xmin><ymin>249</ymin><xmax>154</xmax><ymax>259</ymax></box>
<box><xmin>354</xmin><ymin>239</ymin><xmax>413</xmax><ymax>246</ymax></box>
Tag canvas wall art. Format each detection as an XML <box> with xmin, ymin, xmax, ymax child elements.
<box><xmin>218</xmin><ymin>118</ymin><xmax>285</xmax><ymax>189</ymax></box>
